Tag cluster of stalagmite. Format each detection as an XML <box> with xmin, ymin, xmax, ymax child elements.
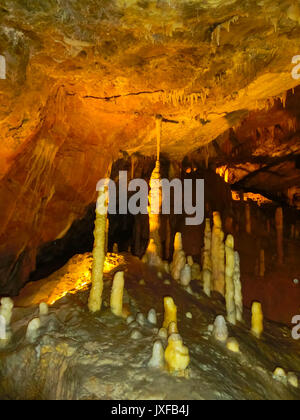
<box><xmin>251</xmin><ymin>302</ymin><xmax>264</xmax><ymax>338</ymax></box>
<box><xmin>0</xmin><ymin>298</ymin><xmax>14</xmax><ymax>347</ymax></box>
<box><xmin>110</xmin><ymin>271</ymin><xmax>125</xmax><ymax>318</ymax></box>
<box><xmin>233</xmin><ymin>252</ymin><xmax>243</xmax><ymax>322</ymax></box>
<box><xmin>170</xmin><ymin>232</ymin><xmax>186</xmax><ymax>281</ymax></box>
<box><xmin>225</xmin><ymin>235</ymin><xmax>236</xmax><ymax>325</ymax></box>
<box><xmin>147</xmin><ymin>296</ymin><xmax>190</xmax><ymax>376</ymax></box>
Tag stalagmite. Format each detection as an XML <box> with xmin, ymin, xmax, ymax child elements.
<box><xmin>273</xmin><ymin>368</ymin><xmax>287</xmax><ymax>384</ymax></box>
<box><xmin>212</xmin><ymin>212</ymin><xmax>225</xmax><ymax>296</ymax></box>
<box><xmin>171</xmin><ymin>233</ymin><xmax>186</xmax><ymax>281</ymax></box>
<box><xmin>168</xmin><ymin>321</ymin><xmax>178</xmax><ymax>335</ymax></box>
<box><xmin>126</xmin><ymin>315</ymin><xmax>135</xmax><ymax>325</ymax></box>
<box><xmin>113</xmin><ymin>243</ymin><xmax>119</xmax><ymax>254</ymax></box>
<box><xmin>88</xmin><ymin>184</ymin><xmax>108</xmax><ymax>313</ymax></box>
<box><xmin>0</xmin><ymin>297</ymin><xmax>14</xmax><ymax>326</ymax></box>
<box><xmin>163</xmin><ymin>297</ymin><xmax>177</xmax><ymax>331</ymax></box>
<box><xmin>225</xmin><ymin>235</ymin><xmax>236</xmax><ymax>325</ymax></box>
<box><xmin>287</xmin><ymin>372</ymin><xmax>298</xmax><ymax>388</ymax></box>
<box><xmin>110</xmin><ymin>271</ymin><xmax>125</xmax><ymax>318</ymax></box>
<box><xmin>131</xmin><ymin>329</ymin><xmax>143</xmax><ymax>340</ymax></box>
<box><xmin>212</xmin><ymin>315</ymin><xmax>228</xmax><ymax>343</ymax></box>
<box><xmin>203</xmin><ymin>218</ymin><xmax>212</xmax><ymax>297</ymax></box>
<box><xmin>226</xmin><ymin>337</ymin><xmax>240</xmax><ymax>353</ymax></box>
<box><xmin>39</xmin><ymin>302</ymin><xmax>49</xmax><ymax>316</ymax></box>
<box><xmin>26</xmin><ymin>318</ymin><xmax>41</xmax><ymax>343</ymax></box>
<box><xmin>165</xmin><ymin>334</ymin><xmax>190</xmax><ymax>376</ymax></box>
<box><xmin>275</xmin><ymin>207</ymin><xmax>284</xmax><ymax>265</ymax></box>
<box><xmin>233</xmin><ymin>251</ymin><xmax>243</xmax><ymax>322</ymax></box>
<box><xmin>259</xmin><ymin>249</ymin><xmax>265</xmax><ymax>277</ymax></box>
<box><xmin>148</xmin><ymin>340</ymin><xmax>165</xmax><ymax>369</ymax></box>
<box><xmin>180</xmin><ymin>264</ymin><xmax>192</xmax><ymax>287</ymax></box>
<box><xmin>245</xmin><ymin>203</ymin><xmax>251</xmax><ymax>234</ymax></box>
<box><xmin>251</xmin><ymin>302</ymin><xmax>264</xmax><ymax>339</ymax></box>
<box><xmin>147</xmin><ymin>308</ymin><xmax>157</xmax><ymax>325</ymax></box>
<box><xmin>144</xmin><ymin>115</ymin><xmax>163</xmax><ymax>266</ymax></box>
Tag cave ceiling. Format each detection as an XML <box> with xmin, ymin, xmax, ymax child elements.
<box><xmin>1</xmin><ymin>0</ymin><xmax>300</xmax><ymax>167</ymax></box>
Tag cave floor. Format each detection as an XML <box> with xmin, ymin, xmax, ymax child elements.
<box><xmin>0</xmin><ymin>253</ymin><xmax>299</xmax><ymax>400</ymax></box>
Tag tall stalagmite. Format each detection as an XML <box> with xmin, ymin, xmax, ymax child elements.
<box><xmin>225</xmin><ymin>235</ymin><xmax>236</xmax><ymax>325</ymax></box>
<box><xmin>203</xmin><ymin>218</ymin><xmax>212</xmax><ymax>297</ymax></box>
<box><xmin>212</xmin><ymin>212</ymin><xmax>225</xmax><ymax>296</ymax></box>
<box><xmin>88</xmin><ymin>184</ymin><xmax>108</xmax><ymax>313</ymax></box>
<box><xmin>144</xmin><ymin>116</ymin><xmax>163</xmax><ymax>264</ymax></box>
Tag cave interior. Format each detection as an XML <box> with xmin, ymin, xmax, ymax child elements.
<box><xmin>0</xmin><ymin>0</ymin><xmax>300</xmax><ymax>401</ymax></box>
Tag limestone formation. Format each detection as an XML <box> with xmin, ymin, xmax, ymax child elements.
<box><xmin>212</xmin><ymin>212</ymin><xmax>225</xmax><ymax>296</ymax></box>
<box><xmin>148</xmin><ymin>340</ymin><xmax>165</xmax><ymax>370</ymax></box>
<box><xmin>165</xmin><ymin>334</ymin><xmax>190</xmax><ymax>376</ymax></box>
<box><xmin>158</xmin><ymin>328</ymin><xmax>168</xmax><ymax>340</ymax></box>
<box><xmin>233</xmin><ymin>252</ymin><xmax>243</xmax><ymax>322</ymax></box>
<box><xmin>180</xmin><ymin>264</ymin><xmax>192</xmax><ymax>287</ymax></box>
<box><xmin>287</xmin><ymin>372</ymin><xmax>298</xmax><ymax>388</ymax></box>
<box><xmin>213</xmin><ymin>315</ymin><xmax>228</xmax><ymax>343</ymax></box>
<box><xmin>273</xmin><ymin>368</ymin><xmax>287</xmax><ymax>384</ymax></box>
<box><xmin>163</xmin><ymin>297</ymin><xmax>177</xmax><ymax>331</ymax></box>
<box><xmin>26</xmin><ymin>318</ymin><xmax>41</xmax><ymax>343</ymax></box>
<box><xmin>251</xmin><ymin>302</ymin><xmax>264</xmax><ymax>339</ymax></box>
<box><xmin>225</xmin><ymin>234</ymin><xmax>236</xmax><ymax>325</ymax></box>
<box><xmin>110</xmin><ymin>271</ymin><xmax>125</xmax><ymax>318</ymax></box>
<box><xmin>39</xmin><ymin>302</ymin><xmax>49</xmax><ymax>317</ymax></box>
<box><xmin>136</xmin><ymin>312</ymin><xmax>146</xmax><ymax>327</ymax></box>
<box><xmin>226</xmin><ymin>337</ymin><xmax>240</xmax><ymax>353</ymax></box>
<box><xmin>147</xmin><ymin>309</ymin><xmax>157</xmax><ymax>325</ymax></box>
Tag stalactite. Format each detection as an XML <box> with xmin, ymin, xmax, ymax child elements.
<box><xmin>203</xmin><ymin>218</ymin><xmax>212</xmax><ymax>297</ymax></box>
<box><xmin>212</xmin><ymin>212</ymin><xmax>225</xmax><ymax>296</ymax></box>
<box><xmin>275</xmin><ymin>207</ymin><xmax>283</xmax><ymax>265</ymax></box>
<box><xmin>225</xmin><ymin>235</ymin><xmax>236</xmax><ymax>325</ymax></box>
<box><xmin>163</xmin><ymin>297</ymin><xmax>178</xmax><ymax>331</ymax></box>
<box><xmin>88</xmin><ymin>185</ymin><xmax>108</xmax><ymax>313</ymax></box>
